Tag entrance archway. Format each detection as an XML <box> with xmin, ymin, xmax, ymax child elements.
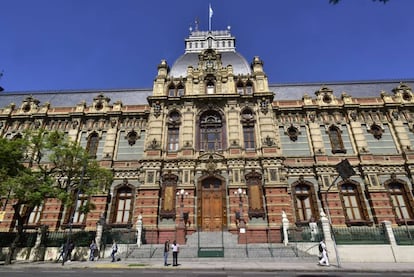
<box><xmin>197</xmin><ymin>177</ymin><xmax>227</xmax><ymax>231</ymax></box>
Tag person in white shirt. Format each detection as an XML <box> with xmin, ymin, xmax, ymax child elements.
<box><xmin>318</xmin><ymin>239</ymin><xmax>329</xmax><ymax>266</ymax></box>
<box><xmin>171</xmin><ymin>240</ymin><xmax>180</xmax><ymax>266</ymax></box>
<box><xmin>111</xmin><ymin>240</ymin><xmax>118</xmax><ymax>262</ymax></box>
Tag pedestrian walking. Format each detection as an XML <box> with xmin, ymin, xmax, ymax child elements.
<box><xmin>66</xmin><ymin>240</ymin><xmax>75</xmax><ymax>261</ymax></box>
<box><xmin>56</xmin><ymin>243</ymin><xmax>65</xmax><ymax>262</ymax></box>
<box><xmin>89</xmin><ymin>240</ymin><xmax>97</xmax><ymax>261</ymax></box>
<box><xmin>171</xmin><ymin>240</ymin><xmax>179</xmax><ymax>266</ymax></box>
<box><xmin>62</xmin><ymin>240</ymin><xmax>74</xmax><ymax>266</ymax></box>
<box><xmin>318</xmin><ymin>239</ymin><xmax>329</xmax><ymax>266</ymax></box>
<box><xmin>163</xmin><ymin>240</ymin><xmax>170</xmax><ymax>266</ymax></box>
<box><xmin>111</xmin><ymin>240</ymin><xmax>118</xmax><ymax>262</ymax></box>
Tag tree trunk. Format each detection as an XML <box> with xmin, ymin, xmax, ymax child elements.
<box><xmin>5</xmin><ymin>205</ymin><xmax>30</xmax><ymax>265</ymax></box>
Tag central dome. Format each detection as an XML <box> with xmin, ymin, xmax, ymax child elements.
<box><xmin>169</xmin><ymin>29</ymin><xmax>251</xmax><ymax>78</ymax></box>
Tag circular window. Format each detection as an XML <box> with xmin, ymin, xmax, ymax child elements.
<box><xmin>22</xmin><ymin>104</ymin><xmax>31</xmax><ymax>112</ymax></box>
<box><xmin>322</xmin><ymin>94</ymin><xmax>332</xmax><ymax>104</ymax></box>
<box><xmin>403</xmin><ymin>92</ymin><xmax>412</xmax><ymax>101</ymax></box>
<box><xmin>95</xmin><ymin>102</ymin><xmax>103</xmax><ymax>110</ymax></box>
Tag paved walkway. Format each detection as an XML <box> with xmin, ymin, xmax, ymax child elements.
<box><xmin>2</xmin><ymin>258</ymin><xmax>414</xmax><ymax>273</ymax></box>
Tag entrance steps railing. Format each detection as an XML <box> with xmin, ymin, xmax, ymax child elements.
<box><xmin>123</xmin><ymin>231</ymin><xmax>316</xmax><ymax>260</ymax></box>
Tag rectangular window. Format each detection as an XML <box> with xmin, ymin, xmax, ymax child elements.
<box><xmin>343</xmin><ymin>195</ymin><xmax>362</xmax><ymax>220</ymax></box>
<box><xmin>243</xmin><ymin>126</ymin><xmax>255</xmax><ymax>150</ymax></box>
<box><xmin>183</xmin><ymin>170</ymin><xmax>190</xmax><ymax>184</ymax></box>
<box><xmin>233</xmin><ymin>169</ymin><xmax>240</xmax><ymax>183</ymax></box>
<box><xmin>116</xmin><ymin>198</ymin><xmax>131</xmax><ymax>223</ymax></box>
<box><xmin>368</xmin><ymin>174</ymin><xmax>379</xmax><ymax>186</ymax></box>
<box><xmin>322</xmin><ymin>176</ymin><xmax>331</xmax><ymax>187</ymax></box>
<box><xmin>72</xmin><ymin>194</ymin><xmax>87</xmax><ymax>224</ymax></box>
<box><xmin>167</xmin><ymin>128</ymin><xmax>179</xmax><ymax>151</ymax></box>
<box><xmin>391</xmin><ymin>194</ymin><xmax>410</xmax><ymax>220</ymax></box>
<box><xmin>201</xmin><ymin>128</ymin><xmax>222</xmax><ymax>151</ymax></box>
<box><xmin>269</xmin><ymin>168</ymin><xmax>279</xmax><ymax>182</ymax></box>
<box><xmin>28</xmin><ymin>205</ymin><xmax>43</xmax><ymax>224</ymax></box>
<box><xmin>146</xmin><ymin>171</ymin><xmax>155</xmax><ymax>184</ymax></box>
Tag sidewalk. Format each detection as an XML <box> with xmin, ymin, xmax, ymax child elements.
<box><xmin>2</xmin><ymin>258</ymin><xmax>414</xmax><ymax>273</ymax></box>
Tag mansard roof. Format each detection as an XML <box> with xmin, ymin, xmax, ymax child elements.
<box><xmin>0</xmin><ymin>80</ymin><xmax>413</xmax><ymax>109</ymax></box>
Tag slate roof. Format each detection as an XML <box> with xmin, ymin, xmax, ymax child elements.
<box><xmin>0</xmin><ymin>80</ymin><xmax>413</xmax><ymax>109</ymax></box>
<box><xmin>169</xmin><ymin>52</ymin><xmax>251</xmax><ymax>78</ymax></box>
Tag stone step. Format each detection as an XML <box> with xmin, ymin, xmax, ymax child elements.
<box><xmin>123</xmin><ymin>243</ymin><xmax>315</xmax><ymax>260</ymax></box>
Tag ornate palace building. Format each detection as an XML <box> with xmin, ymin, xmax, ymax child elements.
<box><xmin>1</xmin><ymin>27</ymin><xmax>414</xmax><ymax>244</ymax></box>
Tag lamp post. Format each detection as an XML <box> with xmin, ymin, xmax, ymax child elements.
<box><xmin>324</xmin><ymin>159</ymin><xmax>356</xmax><ymax>268</ymax></box>
<box><xmin>234</xmin><ymin>187</ymin><xmax>246</xmax><ymax>228</ymax></box>
<box><xmin>176</xmin><ymin>189</ymin><xmax>188</xmax><ymax>228</ymax></box>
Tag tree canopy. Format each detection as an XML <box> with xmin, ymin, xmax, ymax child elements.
<box><xmin>0</xmin><ymin>129</ymin><xmax>113</xmax><ymax>264</ymax></box>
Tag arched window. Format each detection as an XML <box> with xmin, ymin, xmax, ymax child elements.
<box><xmin>329</xmin><ymin>125</ymin><xmax>346</xmax><ymax>154</ymax></box>
<box><xmin>113</xmin><ymin>186</ymin><xmax>133</xmax><ymax>224</ymax></box>
<box><xmin>388</xmin><ymin>182</ymin><xmax>414</xmax><ymax>224</ymax></box>
<box><xmin>86</xmin><ymin>132</ymin><xmax>99</xmax><ymax>157</ymax></box>
<box><xmin>294</xmin><ymin>183</ymin><xmax>317</xmax><ymax>223</ymax></box>
<box><xmin>199</xmin><ymin>110</ymin><xmax>224</xmax><ymax>151</ymax></box>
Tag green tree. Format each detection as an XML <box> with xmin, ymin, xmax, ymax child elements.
<box><xmin>0</xmin><ymin>129</ymin><xmax>113</xmax><ymax>264</ymax></box>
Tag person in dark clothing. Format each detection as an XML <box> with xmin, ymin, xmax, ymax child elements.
<box><xmin>89</xmin><ymin>240</ymin><xmax>97</xmax><ymax>261</ymax></box>
<box><xmin>163</xmin><ymin>240</ymin><xmax>170</xmax><ymax>266</ymax></box>
<box><xmin>67</xmin><ymin>240</ymin><xmax>75</xmax><ymax>262</ymax></box>
<box><xmin>171</xmin><ymin>240</ymin><xmax>179</xmax><ymax>266</ymax></box>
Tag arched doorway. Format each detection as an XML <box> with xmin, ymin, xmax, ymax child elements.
<box><xmin>197</xmin><ymin>177</ymin><xmax>227</xmax><ymax>231</ymax></box>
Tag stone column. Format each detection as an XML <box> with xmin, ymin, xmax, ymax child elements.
<box><xmin>95</xmin><ymin>214</ymin><xmax>105</xmax><ymax>257</ymax></box>
<box><xmin>136</xmin><ymin>214</ymin><xmax>143</xmax><ymax>247</ymax></box>
<box><xmin>382</xmin><ymin>220</ymin><xmax>397</xmax><ymax>246</ymax></box>
<box><xmin>282</xmin><ymin>211</ymin><xmax>289</xmax><ymax>246</ymax></box>
<box><xmin>30</xmin><ymin>225</ymin><xmax>48</xmax><ymax>261</ymax></box>
<box><xmin>320</xmin><ymin>209</ymin><xmax>339</xmax><ymax>265</ymax></box>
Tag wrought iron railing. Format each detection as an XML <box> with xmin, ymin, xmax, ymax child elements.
<box><xmin>393</xmin><ymin>226</ymin><xmax>414</xmax><ymax>245</ymax></box>
<box><xmin>0</xmin><ymin>232</ymin><xmax>37</xmax><ymax>247</ymax></box>
<box><xmin>46</xmin><ymin>230</ymin><xmax>96</xmax><ymax>247</ymax></box>
<box><xmin>287</xmin><ymin>224</ymin><xmax>324</xmax><ymax>243</ymax></box>
<box><xmin>332</xmin><ymin>226</ymin><xmax>388</xmax><ymax>244</ymax></box>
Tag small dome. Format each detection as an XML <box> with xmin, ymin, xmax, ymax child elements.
<box><xmin>168</xmin><ymin>29</ymin><xmax>251</xmax><ymax>78</ymax></box>
<box><xmin>169</xmin><ymin>52</ymin><xmax>251</xmax><ymax>78</ymax></box>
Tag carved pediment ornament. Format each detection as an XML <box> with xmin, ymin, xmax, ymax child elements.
<box><xmin>287</xmin><ymin>124</ymin><xmax>299</xmax><ymax>142</ymax></box>
<box><xmin>369</xmin><ymin>123</ymin><xmax>383</xmax><ymax>140</ymax></box>
<box><xmin>153</xmin><ymin>102</ymin><xmax>162</xmax><ymax>118</ymax></box>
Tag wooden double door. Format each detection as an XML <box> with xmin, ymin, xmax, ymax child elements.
<box><xmin>198</xmin><ymin>177</ymin><xmax>227</xmax><ymax>231</ymax></box>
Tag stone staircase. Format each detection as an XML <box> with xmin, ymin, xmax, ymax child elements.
<box><xmin>123</xmin><ymin>231</ymin><xmax>316</xmax><ymax>260</ymax></box>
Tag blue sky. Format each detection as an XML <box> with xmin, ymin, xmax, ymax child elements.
<box><xmin>1</xmin><ymin>0</ymin><xmax>413</xmax><ymax>92</ymax></box>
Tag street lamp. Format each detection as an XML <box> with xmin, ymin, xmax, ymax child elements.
<box><xmin>234</xmin><ymin>187</ymin><xmax>246</xmax><ymax>228</ymax></box>
<box><xmin>176</xmin><ymin>189</ymin><xmax>188</xmax><ymax>228</ymax></box>
<box><xmin>324</xmin><ymin>159</ymin><xmax>356</xmax><ymax>268</ymax></box>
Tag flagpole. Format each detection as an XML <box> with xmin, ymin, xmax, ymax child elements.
<box><xmin>209</xmin><ymin>4</ymin><xmax>213</xmax><ymax>31</ymax></box>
